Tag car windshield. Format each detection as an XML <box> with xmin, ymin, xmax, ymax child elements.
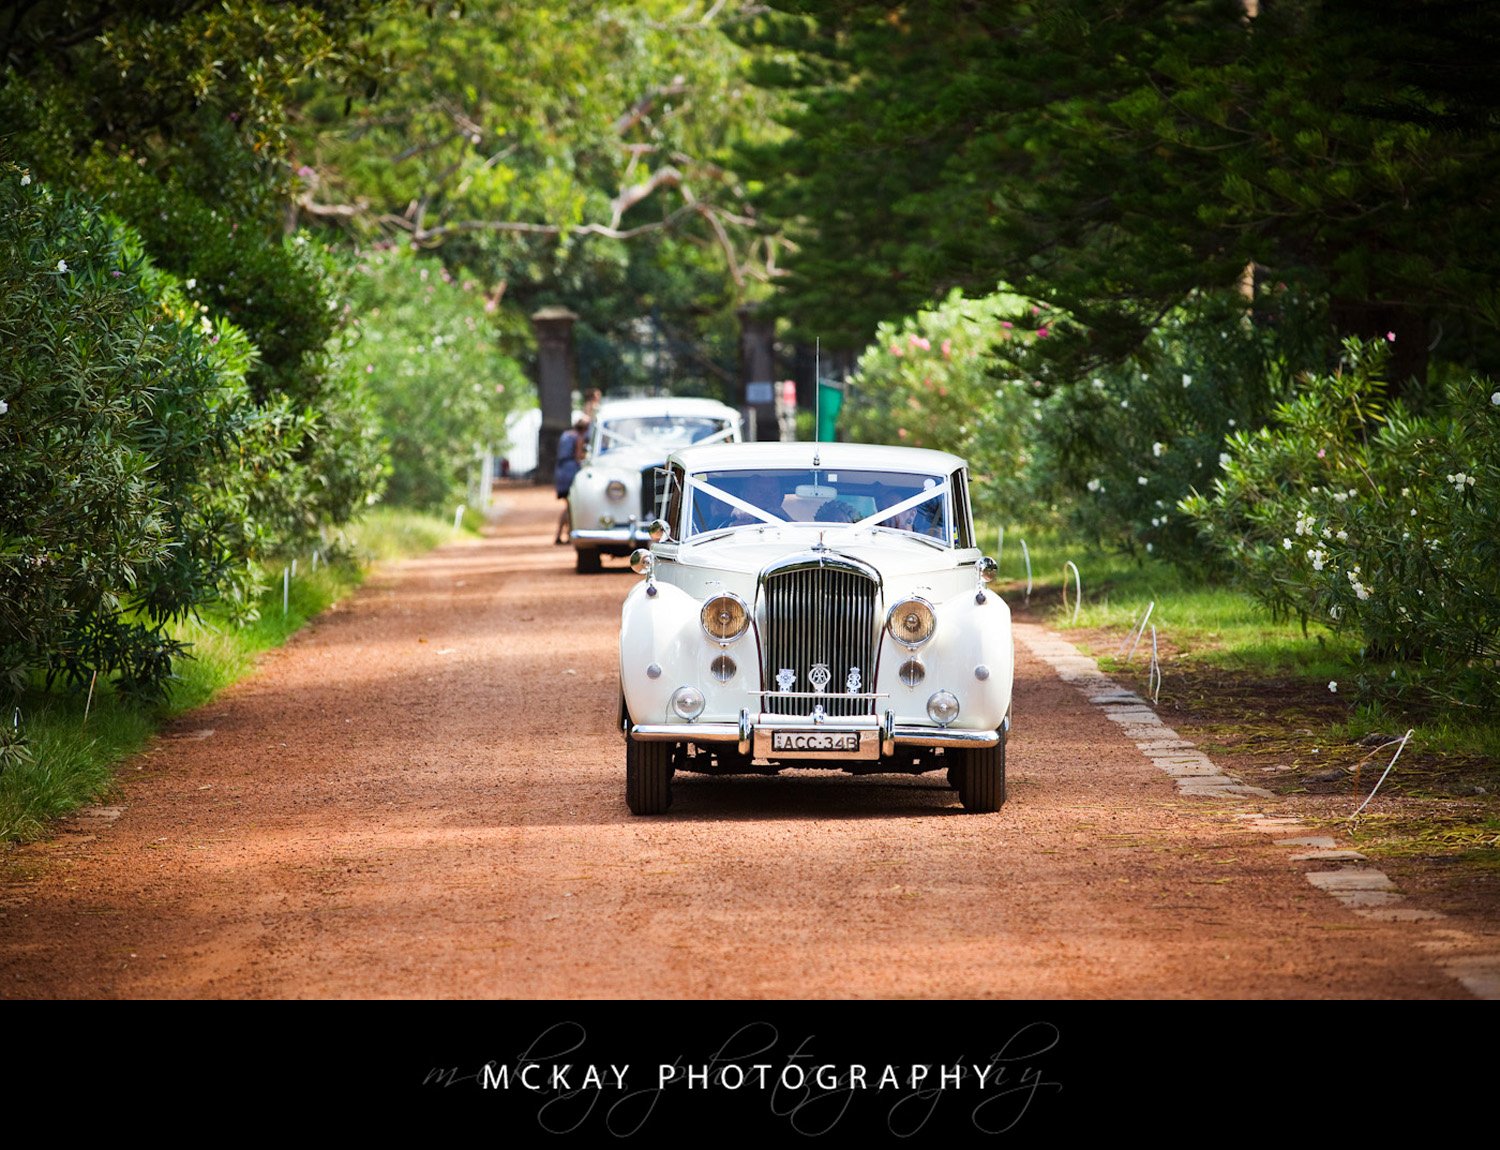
<box><xmin>685</xmin><ymin>467</ymin><xmax>951</xmax><ymax>544</ymax></box>
<box><xmin>597</xmin><ymin>415</ymin><xmax>735</xmax><ymax>454</ymax></box>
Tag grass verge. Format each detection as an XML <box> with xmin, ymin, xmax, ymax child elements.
<box><xmin>0</xmin><ymin>506</ymin><xmax>474</xmax><ymax>842</ymax></box>
<box><xmin>999</xmin><ymin>524</ymin><xmax>1499</xmax><ymax>875</ymax></box>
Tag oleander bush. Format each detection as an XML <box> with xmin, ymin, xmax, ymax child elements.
<box><xmin>843</xmin><ymin>288</ymin><xmax>1048</xmax><ymax>523</ymax></box>
<box><xmin>346</xmin><ymin>242</ymin><xmax>524</xmax><ymax>510</ymax></box>
<box><xmin>0</xmin><ymin>164</ymin><xmax>258</xmax><ymax>706</ymax></box>
<box><xmin>1021</xmin><ymin>291</ymin><xmax>1329</xmax><ymax>563</ymax></box>
<box><xmin>1181</xmin><ymin>339</ymin><xmax>1500</xmax><ymax>708</ymax></box>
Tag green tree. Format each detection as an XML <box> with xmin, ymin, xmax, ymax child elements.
<box><xmin>739</xmin><ymin>1</ymin><xmax>1500</xmax><ymax>391</ymax></box>
<box><xmin>289</xmin><ymin>0</ymin><xmax>788</xmax><ymax>395</ymax></box>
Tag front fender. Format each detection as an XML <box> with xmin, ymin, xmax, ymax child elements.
<box><xmin>619</xmin><ymin>580</ymin><xmax>705</xmax><ymax>725</ymax></box>
<box><xmin>877</xmin><ymin>588</ymin><xmax>1013</xmax><ymax>730</ymax></box>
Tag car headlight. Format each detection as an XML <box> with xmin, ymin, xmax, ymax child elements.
<box><xmin>887</xmin><ymin>597</ymin><xmax>936</xmax><ymax>648</ymax></box>
<box><xmin>926</xmin><ymin>690</ymin><xmax>960</xmax><ymax>726</ymax></box>
<box><xmin>700</xmin><ymin>593</ymin><xmax>750</xmax><ymax>642</ymax></box>
<box><xmin>606</xmin><ymin>480</ymin><xmax>627</xmax><ymax>502</ymax></box>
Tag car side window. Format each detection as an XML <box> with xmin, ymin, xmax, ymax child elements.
<box><xmin>950</xmin><ymin>468</ymin><xmax>974</xmax><ymax>549</ymax></box>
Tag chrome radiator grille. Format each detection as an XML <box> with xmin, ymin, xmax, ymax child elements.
<box><xmin>761</xmin><ymin>563</ymin><xmax>879</xmax><ymax>717</ymax></box>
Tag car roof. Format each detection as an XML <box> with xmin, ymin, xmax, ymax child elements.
<box><xmin>668</xmin><ymin>441</ymin><xmax>967</xmax><ymax>474</ymax></box>
<box><xmin>595</xmin><ymin>396</ymin><xmax>741</xmax><ymax>420</ymax></box>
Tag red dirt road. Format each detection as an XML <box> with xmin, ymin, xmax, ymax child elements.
<box><xmin>0</xmin><ymin>487</ymin><xmax>1476</xmax><ymax>998</ymax></box>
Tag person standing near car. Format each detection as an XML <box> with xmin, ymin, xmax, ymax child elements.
<box><xmin>554</xmin><ymin>416</ymin><xmax>589</xmax><ymax>544</ymax></box>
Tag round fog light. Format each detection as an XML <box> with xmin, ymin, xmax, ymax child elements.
<box><xmin>606</xmin><ymin>480</ymin><xmax>627</xmax><ymax>501</ymax></box>
<box><xmin>710</xmin><ymin>655</ymin><xmax>737</xmax><ymax>683</ymax></box>
<box><xmin>898</xmin><ymin>658</ymin><xmax>926</xmax><ymax>686</ymax></box>
<box><xmin>671</xmin><ymin>685</ymin><xmax>706</xmax><ymax>721</ymax></box>
<box><xmin>926</xmin><ymin>690</ymin><xmax>960</xmax><ymax>726</ymax></box>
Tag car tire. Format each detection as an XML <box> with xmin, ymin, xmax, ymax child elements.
<box><xmin>575</xmin><ymin>546</ymin><xmax>602</xmax><ymax>574</ymax></box>
<box><xmin>625</xmin><ymin>724</ymin><xmax>673</xmax><ymax>815</ymax></box>
<box><xmin>958</xmin><ymin>727</ymin><xmax>1006</xmax><ymax>813</ymax></box>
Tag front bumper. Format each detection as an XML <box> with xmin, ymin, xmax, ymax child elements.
<box><xmin>572</xmin><ymin>526</ymin><xmax>651</xmax><ymax>551</ymax></box>
<box><xmin>630</xmin><ymin>709</ymin><xmax>1005</xmax><ymax>760</ymax></box>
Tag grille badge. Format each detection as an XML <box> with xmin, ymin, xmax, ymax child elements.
<box><xmin>808</xmin><ymin>664</ymin><xmax>832</xmax><ymax>693</ymax></box>
<box><xmin>776</xmin><ymin>668</ymin><xmax>797</xmax><ymax>693</ymax></box>
<box><xmin>846</xmin><ymin>666</ymin><xmax>862</xmax><ymax>693</ymax></box>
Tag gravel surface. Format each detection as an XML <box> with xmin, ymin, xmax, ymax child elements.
<box><xmin>0</xmin><ymin>486</ymin><xmax>1486</xmax><ymax>999</ymax></box>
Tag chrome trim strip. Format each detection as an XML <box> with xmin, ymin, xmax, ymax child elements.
<box><xmin>572</xmin><ymin>527</ymin><xmax>652</xmax><ymax>544</ymax></box>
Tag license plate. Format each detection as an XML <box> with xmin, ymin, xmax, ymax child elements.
<box><xmin>771</xmin><ymin>731</ymin><xmax>859</xmax><ymax>753</ymax></box>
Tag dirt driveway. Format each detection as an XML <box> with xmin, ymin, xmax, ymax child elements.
<box><xmin>0</xmin><ymin>486</ymin><xmax>1487</xmax><ymax>999</ymax></box>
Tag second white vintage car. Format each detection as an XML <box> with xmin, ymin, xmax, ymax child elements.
<box><xmin>568</xmin><ymin>396</ymin><xmax>742</xmax><ymax>573</ymax></box>
<box><xmin>619</xmin><ymin>441</ymin><xmax>1014</xmax><ymax>814</ymax></box>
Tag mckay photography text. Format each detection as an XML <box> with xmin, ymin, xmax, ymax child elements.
<box><xmin>422</xmin><ymin>1020</ymin><xmax>1064</xmax><ymax>1135</ymax></box>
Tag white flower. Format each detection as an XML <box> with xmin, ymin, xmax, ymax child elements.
<box><xmin>1227</xmin><ymin>418</ymin><xmax>1236</xmax><ymax>427</ymax></box>
<box><xmin>56</xmin><ymin>259</ymin><xmax>68</xmax><ymax>273</ymax></box>
<box><xmin>1333</xmin><ymin>491</ymin><xmax>1348</xmax><ymax>503</ymax></box>
<box><xmin>1086</xmin><ymin>478</ymin><xmax>1102</xmax><ymax>492</ymax></box>
<box><xmin>1328</xmin><ymin>681</ymin><xmax>1338</xmax><ymax>693</ymax></box>
<box><xmin>1282</xmin><ymin>538</ymin><xmax>1293</xmax><ymax>550</ymax></box>
<box><xmin>1336</xmin><ymin>530</ymin><xmax>1348</xmax><ymax>541</ymax></box>
<box><xmin>0</xmin><ymin>399</ymin><xmax>7</xmax><ymax>415</ymax></box>
<box><xmin>1152</xmin><ymin>442</ymin><xmax>1165</xmax><ymax>457</ymax></box>
<box><xmin>1182</xmin><ymin>373</ymin><xmax>1193</xmax><ymax>387</ymax></box>
<box><xmin>1219</xmin><ymin>453</ymin><xmax>1231</xmax><ymax>467</ymax></box>
<box><xmin>1120</xmin><ymin>399</ymin><xmax>1129</xmax><ymax>409</ymax></box>
<box><xmin>1492</xmin><ymin>392</ymin><xmax>1500</xmax><ymax>406</ymax></box>
<box><xmin>1330</xmin><ymin>605</ymin><xmax>1342</xmax><ymax>620</ymax></box>
<box><xmin>1401</xmin><ymin>487</ymin><xmax>1410</xmax><ymax>497</ymax></box>
<box><xmin>1411</xmin><ymin>508</ymin><xmax>1418</xmax><ymax>516</ymax></box>
<box><xmin>1295</xmin><ymin>513</ymin><xmax>1316</xmax><ymax>536</ymax></box>
<box><xmin>1137</xmin><ymin>476</ymin><xmax>1149</xmax><ymax>486</ymax></box>
<box><xmin>1151</xmin><ymin>517</ymin><xmax>1160</xmax><ymax>527</ymax></box>
<box><xmin>186</xmin><ymin>278</ymin><xmax>196</xmax><ymax>290</ymax></box>
<box><xmin>1306</xmin><ymin>548</ymin><xmax>1325</xmax><ymax>571</ymax></box>
<box><xmin>1091</xmin><ymin>378</ymin><xmax>1105</xmax><ymax>390</ymax></box>
<box><xmin>20</xmin><ymin>173</ymin><xmax>30</xmax><ymax>186</ymax></box>
<box><xmin>1355</xmin><ymin>584</ymin><xmax>1371</xmax><ymax>601</ymax></box>
<box><xmin>1145</xmin><ymin>542</ymin><xmax>1153</xmax><ymax>553</ymax></box>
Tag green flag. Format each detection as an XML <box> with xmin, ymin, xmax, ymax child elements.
<box><xmin>816</xmin><ymin>379</ymin><xmax>844</xmax><ymax>442</ymax></box>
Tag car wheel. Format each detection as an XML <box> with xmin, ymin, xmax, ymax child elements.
<box><xmin>958</xmin><ymin>727</ymin><xmax>1006</xmax><ymax>813</ymax></box>
<box><xmin>575</xmin><ymin>546</ymin><xmax>602</xmax><ymax>574</ymax></box>
<box><xmin>625</xmin><ymin>724</ymin><xmax>673</xmax><ymax>815</ymax></box>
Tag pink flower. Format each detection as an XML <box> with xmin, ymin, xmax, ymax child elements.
<box><xmin>1001</xmin><ymin>321</ymin><xmax>1013</xmax><ymax>329</ymax></box>
<box><xmin>941</xmin><ymin>339</ymin><xmax>952</xmax><ymax>358</ymax></box>
<box><xmin>1037</xmin><ymin>326</ymin><xmax>1050</xmax><ymax>338</ymax></box>
<box><xmin>1386</xmin><ymin>330</ymin><xmax>1396</xmax><ymax>342</ymax></box>
<box><xmin>296</xmin><ymin>165</ymin><xmax>316</xmax><ymax>180</ymax></box>
<box><xmin>897</xmin><ymin>427</ymin><xmax>909</xmax><ymax>439</ymax></box>
<box><xmin>1317</xmin><ymin>448</ymin><xmax>1326</xmax><ymax>459</ymax></box>
<box><xmin>890</xmin><ymin>342</ymin><xmax>904</xmax><ymax>357</ymax></box>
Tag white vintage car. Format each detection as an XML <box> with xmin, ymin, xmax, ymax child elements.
<box><xmin>568</xmin><ymin>396</ymin><xmax>742</xmax><ymax>573</ymax></box>
<box><xmin>619</xmin><ymin>441</ymin><xmax>1014</xmax><ymax>814</ymax></box>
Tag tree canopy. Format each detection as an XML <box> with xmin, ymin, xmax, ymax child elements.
<box><xmin>738</xmin><ymin>0</ymin><xmax>1500</xmax><ymax>389</ymax></box>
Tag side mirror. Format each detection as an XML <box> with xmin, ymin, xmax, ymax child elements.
<box><xmin>630</xmin><ymin>549</ymin><xmax>655</xmax><ymax>575</ymax></box>
<box><xmin>977</xmin><ymin>556</ymin><xmax>998</xmax><ymax>584</ymax></box>
<box><xmin>648</xmin><ymin>518</ymin><xmax>671</xmax><ymax>543</ymax></box>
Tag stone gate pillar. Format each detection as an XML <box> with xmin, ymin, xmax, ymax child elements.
<box><xmin>738</xmin><ymin>304</ymin><xmax>778</xmax><ymax>441</ymax></box>
<box><xmin>531</xmin><ymin>306</ymin><xmax>579</xmax><ymax>485</ymax></box>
